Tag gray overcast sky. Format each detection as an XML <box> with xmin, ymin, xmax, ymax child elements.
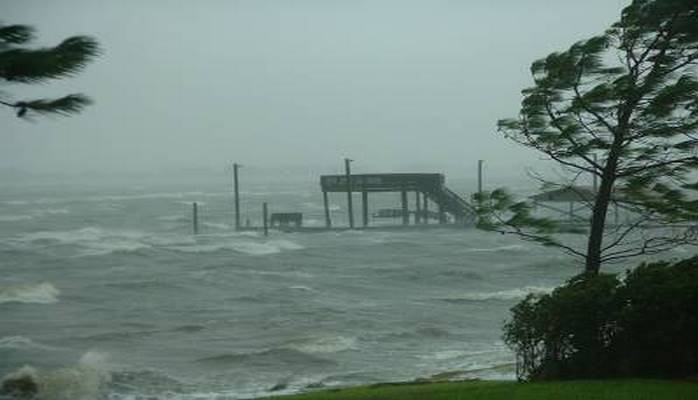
<box><xmin>2</xmin><ymin>0</ymin><xmax>629</xmax><ymax>177</ymax></box>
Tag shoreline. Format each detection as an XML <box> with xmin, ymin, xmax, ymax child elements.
<box><xmin>260</xmin><ymin>379</ymin><xmax>698</xmax><ymax>400</ymax></box>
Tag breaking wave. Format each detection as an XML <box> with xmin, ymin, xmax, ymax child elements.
<box><xmin>286</xmin><ymin>335</ymin><xmax>357</xmax><ymax>354</ymax></box>
<box><xmin>0</xmin><ymin>336</ymin><xmax>46</xmax><ymax>350</ymax></box>
<box><xmin>463</xmin><ymin>244</ymin><xmax>527</xmax><ymax>253</ymax></box>
<box><xmin>0</xmin><ymin>282</ymin><xmax>60</xmax><ymax>304</ymax></box>
<box><xmin>440</xmin><ymin>286</ymin><xmax>554</xmax><ymax>302</ymax></box>
<box><xmin>172</xmin><ymin>239</ymin><xmax>304</xmax><ymax>255</ymax></box>
<box><xmin>0</xmin><ymin>214</ymin><xmax>33</xmax><ymax>222</ymax></box>
<box><xmin>0</xmin><ymin>351</ymin><xmax>111</xmax><ymax>400</ymax></box>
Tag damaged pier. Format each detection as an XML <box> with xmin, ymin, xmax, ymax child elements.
<box><xmin>320</xmin><ymin>173</ymin><xmax>476</xmax><ymax>228</ymax></box>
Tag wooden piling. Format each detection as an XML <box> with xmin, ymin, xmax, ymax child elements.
<box><xmin>345</xmin><ymin>158</ymin><xmax>354</xmax><ymax>229</ymax></box>
<box><xmin>478</xmin><ymin>159</ymin><xmax>484</xmax><ymax>196</ymax></box>
<box><xmin>193</xmin><ymin>202</ymin><xmax>199</xmax><ymax>235</ymax></box>
<box><xmin>401</xmin><ymin>190</ymin><xmax>409</xmax><ymax>225</ymax></box>
<box><xmin>415</xmin><ymin>192</ymin><xmax>422</xmax><ymax>224</ymax></box>
<box><xmin>323</xmin><ymin>191</ymin><xmax>332</xmax><ymax>228</ymax></box>
<box><xmin>263</xmin><ymin>202</ymin><xmax>269</xmax><ymax>237</ymax></box>
<box><xmin>362</xmin><ymin>191</ymin><xmax>369</xmax><ymax>227</ymax></box>
<box><xmin>423</xmin><ymin>192</ymin><xmax>429</xmax><ymax>225</ymax></box>
<box><xmin>233</xmin><ymin>163</ymin><xmax>241</xmax><ymax>231</ymax></box>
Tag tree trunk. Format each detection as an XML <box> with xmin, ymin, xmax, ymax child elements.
<box><xmin>585</xmin><ymin>145</ymin><xmax>621</xmax><ymax>275</ymax></box>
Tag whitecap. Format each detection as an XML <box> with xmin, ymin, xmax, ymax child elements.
<box><xmin>0</xmin><ymin>336</ymin><xmax>41</xmax><ymax>349</ymax></box>
<box><xmin>442</xmin><ymin>286</ymin><xmax>554</xmax><ymax>302</ymax></box>
<box><xmin>464</xmin><ymin>244</ymin><xmax>526</xmax><ymax>253</ymax></box>
<box><xmin>0</xmin><ymin>214</ymin><xmax>33</xmax><ymax>222</ymax></box>
<box><xmin>1</xmin><ymin>351</ymin><xmax>112</xmax><ymax>400</ymax></box>
<box><xmin>287</xmin><ymin>335</ymin><xmax>357</xmax><ymax>354</ymax></box>
<box><xmin>0</xmin><ymin>282</ymin><xmax>60</xmax><ymax>304</ymax></box>
<box><xmin>202</xmin><ymin>222</ymin><xmax>230</xmax><ymax>230</ymax></box>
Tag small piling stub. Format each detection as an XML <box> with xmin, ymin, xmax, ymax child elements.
<box><xmin>193</xmin><ymin>202</ymin><xmax>199</xmax><ymax>235</ymax></box>
<box><xmin>262</xmin><ymin>202</ymin><xmax>269</xmax><ymax>237</ymax></box>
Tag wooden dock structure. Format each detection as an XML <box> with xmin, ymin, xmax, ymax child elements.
<box><xmin>320</xmin><ymin>173</ymin><xmax>476</xmax><ymax>228</ymax></box>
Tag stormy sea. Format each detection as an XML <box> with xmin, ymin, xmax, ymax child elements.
<box><xmin>0</xmin><ymin>172</ymin><xmax>632</xmax><ymax>399</ymax></box>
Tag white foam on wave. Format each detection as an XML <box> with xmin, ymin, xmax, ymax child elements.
<box><xmin>2</xmin><ymin>191</ymin><xmax>224</xmax><ymax>206</ymax></box>
<box><xmin>202</xmin><ymin>222</ymin><xmax>230</xmax><ymax>230</ymax></box>
<box><xmin>0</xmin><ymin>336</ymin><xmax>43</xmax><ymax>349</ymax></box>
<box><xmin>172</xmin><ymin>238</ymin><xmax>304</xmax><ymax>256</ymax></box>
<box><xmin>1</xmin><ymin>351</ymin><xmax>111</xmax><ymax>400</ymax></box>
<box><xmin>0</xmin><ymin>282</ymin><xmax>60</xmax><ymax>304</ymax></box>
<box><xmin>444</xmin><ymin>286</ymin><xmax>554</xmax><ymax>302</ymax></box>
<box><xmin>288</xmin><ymin>335</ymin><xmax>357</xmax><ymax>354</ymax></box>
<box><xmin>11</xmin><ymin>227</ymin><xmax>151</xmax><ymax>257</ymax></box>
<box><xmin>464</xmin><ymin>244</ymin><xmax>527</xmax><ymax>253</ymax></box>
<box><xmin>0</xmin><ymin>214</ymin><xmax>33</xmax><ymax>222</ymax></box>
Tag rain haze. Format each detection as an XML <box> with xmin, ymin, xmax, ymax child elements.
<box><xmin>3</xmin><ymin>0</ymin><xmax>627</xmax><ymax>178</ymax></box>
<box><xmin>11</xmin><ymin>2</ymin><xmax>698</xmax><ymax>400</ymax></box>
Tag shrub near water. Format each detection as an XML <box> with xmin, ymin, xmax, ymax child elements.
<box><xmin>504</xmin><ymin>256</ymin><xmax>698</xmax><ymax>381</ymax></box>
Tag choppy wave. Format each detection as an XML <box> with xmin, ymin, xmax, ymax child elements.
<box><xmin>0</xmin><ymin>282</ymin><xmax>59</xmax><ymax>304</ymax></box>
<box><xmin>197</xmin><ymin>348</ymin><xmax>336</xmax><ymax>368</ymax></box>
<box><xmin>463</xmin><ymin>244</ymin><xmax>527</xmax><ymax>253</ymax></box>
<box><xmin>9</xmin><ymin>227</ymin><xmax>150</xmax><ymax>257</ymax></box>
<box><xmin>2</xmin><ymin>191</ymin><xmax>225</xmax><ymax>205</ymax></box>
<box><xmin>0</xmin><ymin>351</ymin><xmax>111</xmax><ymax>400</ymax></box>
<box><xmin>0</xmin><ymin>214</ymin><xmax>33</xmax><ymax>222</ymax></box>
<box><xmin>440</xmin><ymin>286</ymin><xmax>554</xmax><ymax>302</ymax></box>
<box><xmin>172</xmin><ymin>239</ymin><xmax>304</xmax><ymax>255</ymax></box>
<box><xmin>0</xmin><ymin>336</ymin><xmax>44</xmax><ymax>350</ymax></box>
<box><xmin>286</xmin><ymin>335</ymin><xmax>357</xmax><ymax>354</ymax></box>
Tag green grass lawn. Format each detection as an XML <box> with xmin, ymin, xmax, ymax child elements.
<box><xmin>264</xmin><ymin>380</ymin><xmax>698</xmax><ymax>400</ymax></box>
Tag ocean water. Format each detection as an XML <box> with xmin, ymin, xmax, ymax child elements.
<box><xmin>1</xmin><ymin>174</ymin><xmax>588</xmax><ymax>399</ymax></box>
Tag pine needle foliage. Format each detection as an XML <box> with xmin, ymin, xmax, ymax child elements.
<box><xmin>0</xmin><ymin>23</ymin><xmax>99</xmax><ymax>118</ymax></box>
<box><xmin>482</xmin><ymin>0</ymin><xmax>698</xmax><ymax>274</ymax></box>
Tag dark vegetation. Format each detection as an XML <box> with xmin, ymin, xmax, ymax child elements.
<box><xmin>504</xmin><ymin>255</ymin><xmax>698</xmax><ymax>381</ymax></box>
<box><xmin>477</xmin><ymin>0</ymin><xmax>698</xmax><ymax>275</ymax></box>
<box><xmin>0</xmin><ymin>23</ymin><xmax>99</xmax><ymax>118</ymax></box>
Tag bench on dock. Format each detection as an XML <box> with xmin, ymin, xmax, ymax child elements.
<box><xmin>269</xmin><ymin>212</ymin><xmax>303</xmax><ymax>228</ymax></box>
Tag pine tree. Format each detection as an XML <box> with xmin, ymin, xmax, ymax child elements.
<box><xmin>480</xmin><ymin>0</ymin><xmax>698</xmax><ymax>275</ymax></box>
<box><xmin>0</xmin><ymin>23</ymin><xmax>99</xmax><ymax>118</ymax></box>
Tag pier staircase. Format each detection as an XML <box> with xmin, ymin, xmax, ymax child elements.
<box><xmin>426</xmin><ymin>185</ymin><xmax>477</xmax><ymax>224</ymax></box>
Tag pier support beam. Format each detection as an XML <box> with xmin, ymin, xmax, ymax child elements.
<box><xmin>401</xmin><ymin>190</ymin><xmax>409</xmax><ymax>225</ymax></box>
<box><xmin>423</xmin><ymin>193</ymin><xmax>429</xmax><ymax>225</ymax></box>
<box><xmin>192</xmin><ymin>202</ymin><xmax>199</xmax><ymax>235</ymax></box>
<box><xmin>362</xmin><ymin>191</ymin><xmax>369</xmax><ymax>227</ymax></box>
<box><xmin>415</xmin><ymin>192</ymin><xmax>421</xmax><ymax>224</ymax></box>
<box><xmin>438</xmin><ymin>202</ymin><xmax>446</xmax><ymax>224</ymax></box>
<box><xmin>345</xmin><ymin>158</ymin><xmax>354</xmax><ymax>229</ymax></box>
<box><xmin>233</xmin><ymin>163</ymin><xmax>241</xmax><ymax>231</ymax></box>
<box><xmin>323</xmin><ymin>191</ymin><xmax>332</xmax><ymax>228</ymax></box>
<box><xmin>263</xmin><ymin>202</ymin><xmax>269</xmax><ymax>237</ymax></box>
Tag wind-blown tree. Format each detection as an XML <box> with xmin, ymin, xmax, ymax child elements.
<box><xmin>480</xmin><ymin>0</ymin><xmax>698</xmax><ymax>275</ymax></box>
<box><xmin>0</xmin><ymin>23</ymin><xmax>99</xmax><ymax>118</ymax></box>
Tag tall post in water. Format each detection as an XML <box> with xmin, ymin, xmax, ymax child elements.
<box><xmin>344</xmin><ymin>158</ymin><xmax>355</xmax><ymax>229</ymax></box>
<box><xmin>478</xmin><ymin>159</ymin><xmax>484</xmax><ymax>197</ymax></box>
<box><xmin>415</xmin><ymin>192</ymin><xmax>422</xmax><ymax>224</ymax></box>
<box><xmin>323</xmin><ymin>191</ymin><xmax>332</xmax><ymax>228</ymax></box>
<box><xmin>192</xmin><ymin>202</ymin><xmax>199</xmax><ymax>235</ymax></box>
<box><xmin>233</xmin><ymin>163</ymin><xmax>241</xmax><ymax>231</ymax></box>
<box><xmin>262</xmin><ymin>202</ymin><xmax>269</xmax><ymax>237</ymax></box>
<box><xmin>362</xmin><ymin>191</ymin><xmax>369</xmax><ymax>227</ymax></box>
<box><xmin>423</xmin><ymin>193</ymin><xmax>429</xmax><ymax>225</ymax></box>
<box><xmin>401</xmin><ymin>189</ymin><xmax>409</xmax><ymax>225</ymax></box>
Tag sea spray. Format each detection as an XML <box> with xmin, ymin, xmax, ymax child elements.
<box><xmin>0</xmin><ymin>283</ymin><xmax>59</xmax><ymax>305</ymax></box>
<box><xmin>0</xmin><ymin>351</ymin><xmax>111</xmax><ymax>400</ymax></box>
